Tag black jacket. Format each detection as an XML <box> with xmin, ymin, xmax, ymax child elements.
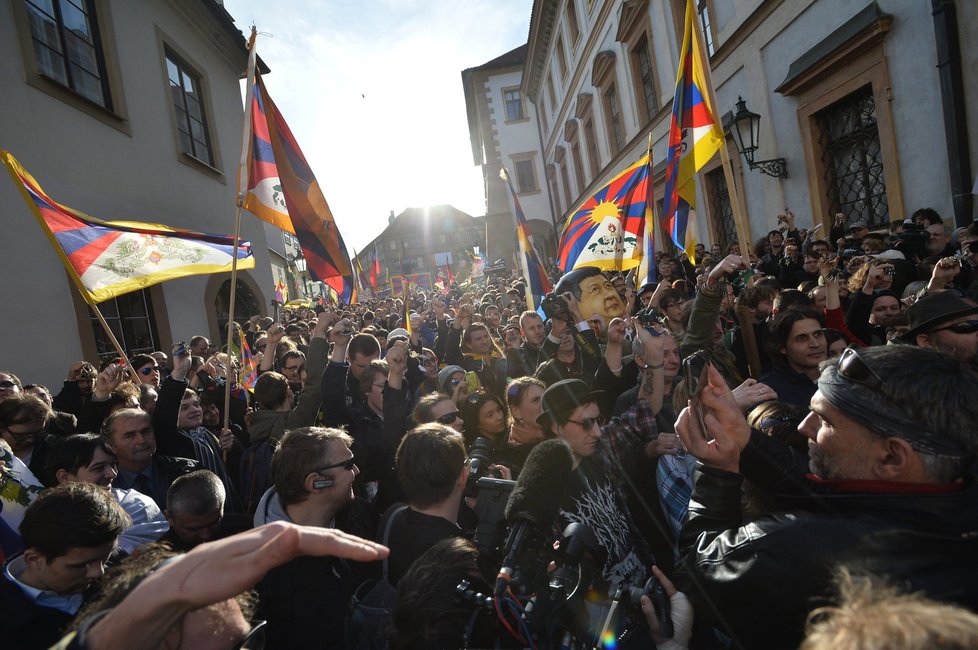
<box><xmin>1</xmin><ymin>568</ymin><xmax>75</xmax><ymax>650</ymax></box>
<box><xmin>679</xmin><ymin>434</ymin><xmax>978</xmax><ymax>649</ymax></box>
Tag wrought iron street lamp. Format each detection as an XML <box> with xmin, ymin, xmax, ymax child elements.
<box><xmin>730</xmin><ymin>96</ymin><xmax>788</xmax><ymax>178</ymax></box>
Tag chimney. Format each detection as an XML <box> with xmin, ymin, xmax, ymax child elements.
<box><xmin>388</xmin><ymin>210</ymin><xmax>395</xmax><ymax>226</ymax></box>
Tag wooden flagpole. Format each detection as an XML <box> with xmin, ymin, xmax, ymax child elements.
<box><xmin>90</xmin><ymin>302</ymin><xmax>137</xmax><ymax>382</ymax></box>
<box><xmin>220</xmin><ymin>26</ymin><xmax>259</xmax><ymax>452</ymax></box>
<box><xmin>687</xmin><ymin>0</ymin><xmax>752</xmax><ymax>258</ymax></box>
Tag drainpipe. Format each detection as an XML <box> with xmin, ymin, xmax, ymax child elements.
<box><xmin>932</xmin><ymin>0</ymin><xmax>973</xmax><ymax>225</ymax></box>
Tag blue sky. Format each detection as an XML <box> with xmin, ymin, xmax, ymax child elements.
<box><xmin>222</xmin><ymin>0</ymin><xmax>532</xmax><ymax>253</ymax></box>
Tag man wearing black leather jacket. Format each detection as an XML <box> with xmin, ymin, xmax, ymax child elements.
<box><xmin>675</xmin><ymin>345</ymin><xmax>978</xmax><ymax>650</ymax></box>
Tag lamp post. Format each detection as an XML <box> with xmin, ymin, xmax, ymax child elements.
<box><xmin>730</xmin><ymin>96</ymin><xmax>788</xmax><ymax>178</ymax></box>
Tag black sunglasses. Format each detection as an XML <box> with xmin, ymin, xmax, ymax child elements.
<box><xmin>837</xmin><ymin>347</ymin><xmax>882</xmax><ymax>391</ymax></box>
<box><xmin>316</xmin><ymin>456</ymin><xmax>356</xmax><ymax>473</ymax></box>
<box><xmin>436</xmin><ymin>410</ymin><xmax>460</xmax><ymax>425</ymax></box>
<box><xmin>0</xmin><ymin>381</ymin><xmax>17</xmax><ymax>390</ymax></box>
<box><xmin>932</xmin><ymin>319</ymin><xmax>978</xmax><ymax>335</ymax></box>
<box><xmin>565</xmin><ymin>416</ymin><xmax>601</xmax><ymax>430</ymax></box>
<box><xmin>139</xmin><ymin>366</ymin><xmax>159</xmax><ymax>375</ymax></box>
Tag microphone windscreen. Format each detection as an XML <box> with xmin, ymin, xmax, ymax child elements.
<box><xmin>504</xmin><ymin>438</ymin><xmax>574</xmax><ymax>525</ymax></box>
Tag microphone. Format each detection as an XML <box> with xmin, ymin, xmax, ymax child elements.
<box><xmin>495</xmin><ymin>439</ymin><xmax>574</xmax><ymax>597</ymax></box>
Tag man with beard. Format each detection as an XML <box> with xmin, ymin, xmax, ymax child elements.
<box><xmin>901</xmin><ymin>291</ymin><xmax>978</xmax><ymax>364</ymax></box>
<box><xmin>676</xmin><ymin>346</ymin><xmax>978</xmax><ymax>649</ymax></box>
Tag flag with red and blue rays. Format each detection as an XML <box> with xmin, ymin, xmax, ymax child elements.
<box><xmin>236</xmin><ymin>324</ymin><xmax>259</xmax><ymax>391</ymax></box>
<box><xmin>501</xmin><ymin>168</ymin><xmax>551</xmax><ymax>310</ymax></box>
<box><xmin>662</xmin><ymin>0</ymin><xmax>724</xmax><ymax>263</ymax></box>
<box><xmin>556</xmin><ymin>154</ymin><xmax>651</xmax><ymax>273</ymax></box>
<box><xmin>1</xmin><ymin>150</ymin><xmax>254</xmax><ymax>306</ymax></box>
<box><xmin>243</xmin><ymin>65</ymin><xmax>357</xmax><ymax>303</ymax></box>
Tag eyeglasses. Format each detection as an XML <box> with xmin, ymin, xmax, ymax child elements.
<box><xmin>565</xmin><ymin>416</ymin><xmax>601</xmax><ymax>430</ymax></box>
<box><xmin>932</xmin><ymin>319</ymin><xmax>978</xmax><ymax>335</ymax></box>
<box><xmin>837</xmin><ymin>347</ymin><xmax>882</xmax><ymax>391</ymax></box>
<box><xmin>0</xmin><ymin>381</ymin><xmax>17</xmax><ymax>390</ymax></box>
<box><xmin>449</xmin><ymin>377</ymin><xmax>462</xmax><ymax>387</ymax></box>
<box><xmin>316</xmin><ymin>456</ymin><xmax>357</xmax><ymax>473</ymax></box>
<box><xmin>436</xmin><ymin>410</ymin><xmax>461</xmax><ymax>425</ymax></box>
<box><xmin>423</xmin><ymin>357</ymin><xmax>437</xmax><ymax>367</ymax></box>
<box><xmin>139</xmin><ymin>366</ymin><xmax>159</xmax><ymax>375</ymax></box>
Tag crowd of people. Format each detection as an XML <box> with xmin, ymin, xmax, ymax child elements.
<box><xmin>2</xmin><ymin>206</ymin><xmax>978</xmax><ymax>649</ymax></box>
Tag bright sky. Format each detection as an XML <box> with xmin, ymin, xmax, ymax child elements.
<box><xmin>222</xmin><ymin>0</ymin><xmax>532</xmax><ymax>254</ymax></box>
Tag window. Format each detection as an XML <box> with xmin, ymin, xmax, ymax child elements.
<box><xmin>604</xmin><ymin>83</ymin><xmax>625</xmax><ymax>154</ymax></box>
<box><xmin>633</xmin><ymin>37</ymin><xmax>657</xmax><ymax>120</ymax></box>
<box><xmin>539</xmin><ymin>103</ymin><xmax>550</xmax><ymax>135</ymax></box>
<box><xmin>697</xmin><ymin>1</ymin><xmax>716</xmax><ymax>57</ymax></box>
<box><xmin>565</xmin><ymin>120</ymin><xmax>586</xmax><ymax>190</ymax></box>
<box><xmin>389</xmin><ymin>240</ymin><xmax>397</xmax><ymax>251</ymax></box>
<box><xmin>591</xmin><ymin>51</ymin><xmax>624</xmax><ymax>156</ymax></box>
<box><xmin>24</xmin><ymin>0</ymin><xmax>111</xmax><ymax>107</ymax></box>
<box><xmin>814</xmin><ymin>86</ymin><xmax>888</xmax><ymax>229</ymax></box>
<box><xmin>165</xmin><ymin>49</ymin><xmax>214</xmax><ymax>166</ymax></box>
<box><xmin>705</xmin><ymin>168</ymin><xmax>737</xmax><ymax>253</ymax></box>
<box><xmin>555</xmin><ymin>36</ymin><xmax>568</xmax><ymax>80</ymax></box>
<box><xmin>566</xmin><ymin>0</ymin><xmax>580</xmax><ymax>44</ymax></box>
<box><xmin>503</xmin><ymin>87</ymin><xmax>524</xmax><ymax>122</ymax></box>
<box><xmin>546</xmin><ymin>74</ymin><xmax>557</xmax><ymax>111</ymax></box>
<box><xmin>514</xmin><ymin>159</ymin><xmax>539</xmax><ymax>193</ymax></box>
<box><xmin>90</xmin><ymin>290</ymin><xmax>158</xmax><ymax>361</ymax></box>
<box><xmin>617</xmin><ymin>1</ymin><xmax>658</xmax><ymax>122</ymax></box>
<box><xmin>576</xmin><ymin>94</ymin><xmax>600</xmax><ymax>181</ymax></box>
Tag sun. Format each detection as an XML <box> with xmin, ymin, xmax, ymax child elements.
<box><xmin>587</xmin><ymin>200</ymin><xmax>621</xmax><ymax>226</ymax></box>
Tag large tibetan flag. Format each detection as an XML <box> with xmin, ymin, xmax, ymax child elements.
<box><xmin>369</xmin><ymin>256</ymin><xmax>380</xmax><ymax>290</ymax></box>
<box><xmin>662</xmin><ymin>0</ymin><xmax>724</xmax><ymax>262</ymax></box>
<box><xmin>274</xmin><ymin>280</ymin><xmax>287</xmax><ymax>304</ymax></box>
<box><xmin>501</xmin><ymin>168</ymin><xmax>551</xmax><ymax>310</ymax></box>
<box><xmin>1</xmin><ymin>151</ymin><xmax>254</xmax><ymax>305</ymax></box>
<box><xmin>556</xmin><ymin>153</ymin><xmax>650</xmax><ymax>272</ymax></box>
<box><xmin>242</xmin><ymin>59</ymin><xmax>356</xmax><ymax>303</ymax></box>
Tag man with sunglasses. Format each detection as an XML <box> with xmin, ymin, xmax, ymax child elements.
<box><xmin>675</xmin><ymin>346</ymin><xmax>978</xmax><ymax>649</ymax></box>
<box><xmin>537</xmin><ymin>376</ymin><xmax>668</xmax><ymax>591</ymax></box>
<box><xmin>130</xmin><ymin>355</ymin><xmax>161</xmax><ymax>390</ymax></box>
<box><xmin>253</xmin><ymin>426</ymin><xmax>364</xmax><ymax>649</ymax></box>
<box><xmin>900</xmin><ymin>291</ymin><xmax>978</xmax><ymax>363</ymax></box>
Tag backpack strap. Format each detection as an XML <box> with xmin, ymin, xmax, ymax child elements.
<box><xmin>381</xmin><ymin>505</ymin><xmax>408</xmax><ymax>581</ymax></box>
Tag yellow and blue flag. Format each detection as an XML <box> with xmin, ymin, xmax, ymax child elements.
<box><xmin>663</xmin><ymin>0</ymin><xmax>724</xmax><ymax>263</ymax></box>
<box><xmin>1</xmin><ymin>151</ymin><xmax>254</xmax><ymax>305</ymax></box>
<box><xmin>556</xmin><ymin>154</ymin><xmax>650</xmax><ymax>273</ymax></box>
<box><xmin>241</xmin><ymin>39</ymin><xmax>356</xmax><ymax>304</ymax></box>
<box><xmin>501</xmin><ymin>168</ymin><xmax>552</xmax><ymax>310</ymax></box>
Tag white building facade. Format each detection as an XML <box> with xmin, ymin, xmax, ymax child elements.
<box><xmin>0</xmin><ymin>0</ymin><xmax>274</xmax><ymax>386</ymax></box>
<box><xmin>523</xmin><ymin>0</ymin><xmax>978</xmax><ymax>257</ymax></box>
<box><xmin>463</xmin><ymin>44</ymin><xmax>558</xmax><ymax>267</ymax></box>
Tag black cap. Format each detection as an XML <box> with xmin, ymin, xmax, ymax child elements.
<box><xmin>900</xmin><ymin>291</ymin><xmax>978</xmax><ymax>343</ymax></box>
<box><xmin>536</xmin><ymin>379</ymin><xmax>603</xmax><ymax>428</ymax></box>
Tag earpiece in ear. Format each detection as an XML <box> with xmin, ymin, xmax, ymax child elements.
<box><xmin>313</xmin><ymin>477</ymin><xmax>334</xmax><ymax>489</ymax></box>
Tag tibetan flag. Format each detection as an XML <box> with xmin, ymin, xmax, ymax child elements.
<box><xmin>353</xmin><ymin>250</ymin><xmax>368</xmax><ymax>292</ymax></box>
<box><xmin>443</xmin><ymin>264</ymin><xmax>455</xmax><ymax>285</ymax></box>
<box><xmin>369</xmin><ymin>256</ymin><xmax>380</xmax><ymax>290</ymax></box>
<box><xmin>662</xmin><ymin>0</ymin><xmax>724</xmax><ymax>262</ymax></box>
<box><xmin>274</xmin><ymin>280</ymin><xmax>287</xmax><ymax>304</ymax></box>
<box><xmin>236</xmin><ymin>324</ymin><xmax>258</xmax><ymax>390</ymax></box>
<box><xmin>244</xmin><ymin>69</ymin><xmax>356</xmax><ymax>303</ymax></box>
<box><xmin>1</xmin><ymin>151</ymin><xmax>254</xmax><ymax>305</ymax></box>
<box><xmin>501</xmin><ymin>168</ymin><xmax>551</xmax><ymax>310</ymax></box>
<box><xmin>556</xmin><ymin>154</ymin><xmax>650</xmax><ymax>272</ymax></box>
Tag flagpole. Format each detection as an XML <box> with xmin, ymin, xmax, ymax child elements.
<box><xmin>222</xmin><ymin>26</ymin><xmax>259</xmax><ymax>447</ymax></box>
<box><xmin>90</xmin><ymin>302</ymin><xmax>136</xmax><ymax>382</ymax></box>
<box><xmin>687</xmin><ymin>0</ymin><xmax>752</xmax><ymax>257</ymax></box>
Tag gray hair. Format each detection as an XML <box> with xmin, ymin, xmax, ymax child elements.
<box><xmin>166</xmin><ymin>470</ymin><xmax>226</xmax><ymax>515</ymax></box>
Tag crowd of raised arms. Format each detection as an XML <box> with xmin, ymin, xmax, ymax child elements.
<box><xmin>2</xmin><ymin>207</ymin><xmax>978</xmax><ymax>649</ymax></box>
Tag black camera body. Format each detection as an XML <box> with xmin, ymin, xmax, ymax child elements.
<box><xmin>540</xmin><ymin>293</ymin><xmax>570</xmax><ymax>322</ymax></box>
<box><xmin>465</xmin><ymin>437</ymin><xmax>500</xmax><ymax>498</ymax></box>
<box><xmin>622</xmin><ymin>575</ymin><xmax>673</xmax><ymax>639</ymax></box>
<box><xmin>634</xmin><ymin>306</ymin><xmax>665</xmax><ymax>329</ymax></box>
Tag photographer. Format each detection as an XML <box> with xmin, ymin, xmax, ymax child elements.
<box><xmin>682</xmin><ymin>254</ymin><xmax>746</xmax><ymax>387</ymax></box>
<box><xmin>845</xmin><ymin>259</ymin><xmax>899</xmax><ymax>346</ymax></box>
<box><xmin>534</xmin><ymin>291</ymin><xmax>602</xmax><ymax>388</ymax></box>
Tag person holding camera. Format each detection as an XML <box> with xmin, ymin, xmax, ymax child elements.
<box><xmin>844</xmin><ymin>259</ymin><xmax>900</xmax><ymax>346</ymax></box>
